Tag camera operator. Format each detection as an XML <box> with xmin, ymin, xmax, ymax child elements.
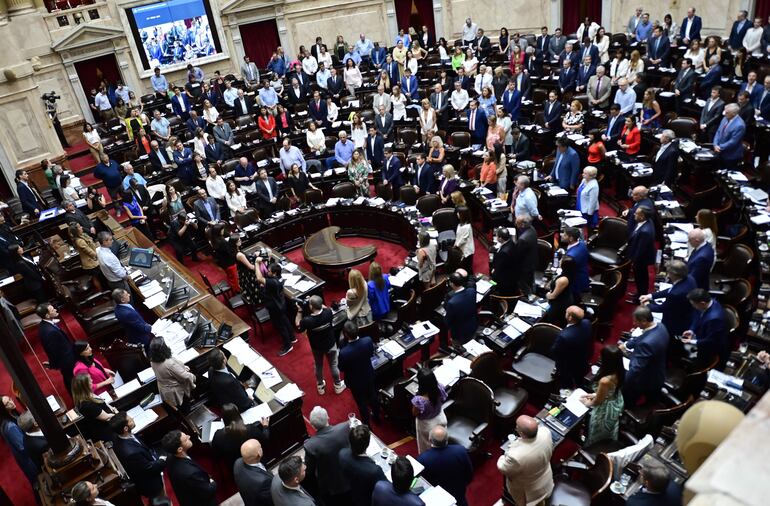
<box><xmin>168</xmin><ymin>213</ymin><xmax>200</xmax><ymax>264</ymax></box>
<box><xmin>254</xmin><ymin>257</ymin><xmax>296</xmax><ymax>357</ymax></box>
<box><xmin>44</xmin><ymin>93</ymin><xmax>70</xmax><ymax>148</ymax></box>
<box><xmin>295</xmin><ymin>295</ymin><xmax>346</xmax><ymax>395</ymax></box>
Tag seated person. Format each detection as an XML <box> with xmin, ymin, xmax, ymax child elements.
<box><xmin>627</xmin><ymin>461</ymin><xmax>682</xmax><ymax>506</ymax></box>
<box><xmin>207</xmin><ymin>348</ymin><xmax>254</xmax><ymax>412</ymax></box>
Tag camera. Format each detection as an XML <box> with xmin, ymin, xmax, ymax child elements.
<box><xmin>256</xmin><ymin>247</ymin><xmax>268</xmax><ymax>260</ymax></box>
<box><xmin>295</xmin><ymin>296</ymin><xmax>311</xmax><ymax>313</ymax></box>
<box><xmin>41</xmin><ymin>91</ymin><xmax>61</xmax><ymax>103</ymax></box>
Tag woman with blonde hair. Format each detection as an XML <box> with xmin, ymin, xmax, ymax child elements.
<box><xmin>419</xmin><ymin>99</ymin><xmax>437</xmax><ymax>143</ymax></box>
<box><xmin>640</xmin><ymin>88</ymin><xmax>661</xmax><ymax>129</ymax></box>
<box><xmin>562</xmin><ymin>99</ymin><xmax>585</xmax><ymax>133</ymax></box>
<box><xmin>695</xmin><ymin>209</ymin><xmax>718</xmax><ymax>250</ymax></box>
<box><xmin>438</xmin><ymin>164</ymin><xmax>460</xmax><ymax>204</ymax></box>
<box><xmin>69</xmin><ymin>222</ymin><xmax>101</xmax><ymax>288</ymax></box>
<box><xmin>450</xmin><ymin>190</ymin><xmax>466</xmax><ymax>207</ymax></box>
<box><xmin>367</xmin><ymin>261</ymin><xmax>392</xmax><ymax>320</ymax></box>
<box><xmin>346</xmin><ymin>268</ymin><xmax>373</xmax><ymax>326</ymax></box>
<box><xmin>71</xmin><ymin>373</ymin><xmax>117</xmax><ymax>443</ymax></box>
<box><xmin>625</xmin><ymin>50</ymin><xmax>644</xmax><ymax>82</ymax></box>
<box><xmin>426</xmin><ymin>135</ymin><xmax>445</xmax><ymax>172</ymax></box>
<box><xmin>577</xmin><ymin>166</ymin><xmax>600</xmax><ymax>229</ymax></box>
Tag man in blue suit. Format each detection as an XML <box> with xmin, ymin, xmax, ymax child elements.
<box><xmin>622</xmin><ymin>306</ymin><xmax>669</xmax><ymax>406</ymax></box>
<box><xmin>563</xmin><ymin>227</ymin><xmax>590</xmax><ymax>297</ymax></box>
<box><xmin>548</xmin><ymin>138</ymin><xmax>580</xmax><ymax>190</ymax></box>
<box><xmin>558</xmin><ymin>59</ymin><xmax>577</xmax><ymax>94</ymax></box>
<box><xmin>550</xmin><ymin>306</ymin><xmax>592</xmax><ymax>388</ymax></box>
<box><xmin>543</xmin><ymin>90</ymin><xmax>563</xmax><ymax>131</ymax></box>
<box><xmin>364</xmin><ymin>126</ymin><xmax>385</xmax><ymax>170</ymax></box>
<box><xmin>557</xmin><ymin>42</ymin><xmax>579</xmax><ymax>68</ymax></box>
<box><xmin>577</xmin><ymin>37</ymin><xmax>599</xmax><ymax>67</ymax></box>
<box><xmin>400</xmin><ymin>68</ymin><xmax>418</xmax><ymax>101</ymax></box>
<box><xmin>699</xmin><ymin>56</ymin><xmax>722</xmax><ymax>98</ymax></box>
<box><xmin>467</xmin><ymin>99</ymin><xmax>487</xmax><ymax>145</ymax></box>
<box><xmin>501</xmin><ymin>81</ymin><xmax>522</xmax><ymax>122</ymax></box>
<box><xmin>308</xmin><ymin>90</ymin><xmax>328</xmax><ymax>127</ymax></box>
<box><xmin>110</xmin><ymin>412</ymin><xmax>166</xmax><ymax>499</ymax></box>
<box><xmin>382</xmin><ymin>148</ymin><xmax>402</xmax><ymax>198</ymax></box>
<box><xmin>712</xmin><ymin>104</ymin><xmax>746</xmax><ymax>170</ymax></box>
<box><xmin>36</xmin><ymin>303</ymin><xmax>76</xmax><ymax>391</ymax></box>
<box><xmin>626</xmin><ymin>206</ymin><xmax>657</xmax><ymax>300</ymax></box>
<box><xmin>15</xmin><ymin>169</ymin><xmax>44</xmax><ymax>216</ymax></box>
<box><xmin>338</xmin><ymin>321</ymin><xmax>379</xmax><ymax>424</ymax></box>
<box><xmin>444</xmin><ymin>271</ymin><xmax>478</xmax><ymax>345</ymax></box>
<box><xmin>683</xmin><ymin>289</ymin><xmax>730</xmax><ymax>369</ymax></box>
<box><xmin>642</xmin><ymin>260</ymin><xmax>696</xmax><ymax>338</ymax></box>
<box><xmin>339</xmin><ymin>426</ymin><xmax>386</xmax><ymax>506</ymax></box>
<box><xmin>383</xmin><ymin>55</ymin><xmax>400</xmax><ymax>87</ymax></box>
<box><xmin>602</xmin><ymin>104</ymin><xmax>624</xmax><ymax>149</ymax></box>
<box><xmin>112</xmin><ymin>288</ymin><xmax>153</xmax><ymax>350</ymax></box>
<box><xmin>623</xmin><ymin>185</ymin><xmax>655</xmax><ymax>236</ymax></box>
<box><xmin>371</xmin><ymin>42</ymin><xmax>387</xmax><ymax>68</ymax></box>
<box><xmin>627</xmin><ymin>461</ymin><xmax>683</xmax><ymax>506</ymax></box>
<box><xmin>412</xmin><ymin>153</ymin><xmax>436</xmax><ymax>195</ymax></box>
<box><xmin>575</xmin><ymin>56</ymin><xmax>596</xmax><ymax>93</ymax></box>
<box><xmin>680</xmin><ymin>7</ymin><xmax>702</xmax><ymax>45</ymax></box>
<box><xmin>170</xmin><ymin>87</ymin><xmax>191</xmax><ymax>120</ymax></box>
<box><xmin>687</xmin><ymin>228</ymin><xmax>714</xmax><ymax>290</ymax></box>
<box><xmin>756</xmin><ymin>76</ymin><xmax>770</xmax><ymax>117</ymax></box>
<box><xmin>185</xmin><ymin>110</ymin><xmax>206</xmax><ymax>135</ymax></box>
<box><xmin>647</xmin><ymin>26</ymin><xmax>671</xmax><ymax>66</ymax></box>
<box><xmin>416</xmin><ymin>426</ymin><xmax>474</xmax><ymax>506</ymax></box>
<box><xmin>728</xmin><ymin>10</ymin><xmax>751</xmax><ymax>51</ymax></box>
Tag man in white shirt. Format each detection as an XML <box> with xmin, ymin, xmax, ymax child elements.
<box><xmin>372</xmin><ymin>85</ymin><xmax>391</xmax><ymax>114</ymax></box>
<box><xmin>613</xmin><ymin>78</ymin><xmax>636</xmax><ymax>116</ymax></box>
<box><xmin>473</xmin><ymin>65</ymin><xmax>491</xmax><ymax>95</ymax></box>
<box><xmin>96</xmin><ymin>232</ymin><xmax>128</xmax><ymax>291</ymax></box>
<box><xmin>302</xmin><ymin>50</ymin><xmax>318</xmax><ymax>76</ymax></box>
<box><xmin>222</xmin><ymin>81</ymin><xmax>239</xmax><ymax>109</ymax></box>
<box><xmin>315</xmin><ymin>63</ymin><xmax>330</xmax><ymax>89</ymax></box>
<box><xmin>743</xmin><ymin>17</ymin><xmax>764</xmax><ymax>55</ymax></box>
<box><xmin>94</xmin><ymin>89</ymin><xmax>113</xmax><ymax>121</ymax></box>
<box><xmin>450</xmin><ymin>80</ymin><xmax>469</xmax><ymax>119</ymax></box>
<box><xmin>461</xmin><ymin>18</ymin><xmax>478</xmax><ymax>44</ymax></box>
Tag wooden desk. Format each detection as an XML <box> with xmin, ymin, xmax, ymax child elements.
<box><xmin>303</xmin><ymin>226</ymin><xmax>378</xmax><ymax>273</ymax></box>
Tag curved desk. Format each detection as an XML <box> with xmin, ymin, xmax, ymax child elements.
<box><xmin>303</xmin><ymin>225</ymin><xmax>377</xmax><ymax>272</ymax></box>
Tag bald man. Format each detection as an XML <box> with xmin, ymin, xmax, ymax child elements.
<box><xmin>687</xmin><ymin>229</ymin><xmax>714</xmax><ymax>290</ymax></box>
<box><xmin>622</xmin><ymin>186</ymin><xmax>654</xmax><ymax>236</ymax></box>
<box><xmin>233</xmin><ymin>439</ymin><xmax>274</xmax><ymax>506</ymax></box>
<box><xmin>550</xmin><ymin>306</ymin><xmax>593</xmax><ymax>389</ymax></box>
<box><xmin>416</xmin><ymin>426</ymin><xmax>474</xmax><ymax>506</ymax></box>
<box><xmin>498</xmin><ymin>415</ymin><xmax>554</xmax><ymax>506</ymax></box>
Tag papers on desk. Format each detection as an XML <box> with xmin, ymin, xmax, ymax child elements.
<box><xmin>727</xmin><ymin>171</ymin><xmax>748</xmax><ymax>182</ymax></box>
<box><xmin>257</xmin><ymin>367</ymin><xmax>283</xmax><ymax>389</ymax></box>
<box><xmin>563</xmin><ymin>388</ymin><xmax>590</xmax><ymax>417</ymax></box>
<box><xmin>546</xmin><ymin>186</ymin><xmax>568</xmax><ymax>197</ymax></box>
<box><xmin>281</xmin><ymin>273</ymin><xmax>302</xmax><ymax>287</ymax></box>
<box><xmin>381</xmin><ymin>339</ymin><xmax>406</xmax><ymax>359</ymax></box>
<box><xmin>241</xmin><ymin>403</ymin><xmax>273</xmax><ymax>424</ymax></box>
<box><xmin>46</xmin><ymin>395</ymin><xmax>60</xmax><ymax>412</ymax></box>
<box><xmin>97</xmin><ymin>391</ymin><xmax>112</xmax><ymax>403</ymax></box>
<box><xmin>176</xmin><ymin>348</ymin><xmax>200</xmax><ymax>364</ymax></box>
<box><xmin>419</xmin><ymin>485</ymin><xmax>457</xmax><ymax>506</ymax></box>
<box><xmin>114</xmin><ymin>379</ymin><xmax>141</xmax><ymax>398</ymax></box>
<box><xmin>243</xmin><ymin>224</ymin><xmax>259</xmax><ymax>232</ymax></box>
<box><xmin>325</xmin><ymin>198</ymin><xmax>340</xmax><ymax>206</ymax></box>
<box><xmin>137</xmin><ymin>368</ymin><xmax>156</xmax><ymax>384</ymax></box>
<box><xmin>751</xmin><ymin>213</ymin><xmax>770</xmax><ymax>225</ymax></box>
<box><xmin>670</xmin><ymin>222</ymin><xmax>694</xmax><ymax>233</ymax></box>
<box><xmin>0</xmin><ymin>276</ymin><xmax>14</xmax><ymax>287</ymax></box>
<box><xmin>353</xmin><ymin>197</ymin><xmax>366</xmax><ymax>205</ymax></box>
<box><xmin>502</xmin><ymin>317</ymin><xmax>532</xmax><ymax>341</ymax></box>
<box><xmin>514</xmin><ymin>300</ymin><xmax>544</xmax><ymax>318</ymax></box>
<box><xmin>411</xmin><ymin>321</ymin><xmax>440</xmax><ymax>339</ymax></box>
<box><xmin>143</xmin><ymin>292</ymin><xmax>167</xmax><ymax>309</ymax></box>
<box><xmin>390</xmin><ymin>267</ymin><xmax>417</xmax><ymax>288</ymax></box>
<box><xmin>707</xmin><ymin>370</ymin><xmax>744</xmax><ymax>394</ymax></box>
<box><xmin>463</xmin><ymin>339</ymin><xmax>492</xmax><ymax>357</ymax></box>
<box><xmin>334</xmin><ymin>167</ymin><xmax>347</xmax><ymax>175</ymax></box>
<box><xmin>433</xmin><ymin>362</ymin><xmax>462</xmax><ymax>387</ymax></box>
<box><xmin>138</xmin><ymin>280</ymin><xmax>163</xmax><ymax>299</ymax></box>
<box><xmin>654</xmin><ymin>200</ymin><xmax>680</xmax><ymax>209</ymax></box>
<box><xmin>283</xmin><ymin>262</ymin><xmax>299</xmax><ymax>272</ymax></box>
<box><xmin>274</xmin><ymin>383</ymin><xmax>303</xmax><ymax>404</ymax></box>
<box><xmin>294</xmin><ymin>279</ymin><xmax>316</xmax><ymax>293</ymax></box>
<box><xmin>743</xmin><ymin>187</ymin><xmax>769</xmax><ymax>204</ymax></box>
<box><xmin>202</xmin><ymin>420</ymin><xmax>225</xmax><ymax>443</ymax></box>
<box><xmin>368</xmin><ymin>197</ymin><xmax>386</xmax><ymax>206</ymax></box>
<box><xmin>667</xmin><ymin>230</ymin><xmax>689</xmax><ymax>243</ymax></box>
<box><xmin>127</xmin><ymin>405</ymin><xmax>159</xmax><ymax>433</ymax></box>
<box><xmin>563</xmin><ymin>217</ymin><xmax>588</xmax><ymax>227</ymax></box>
<box><xmin>476</xmin><ymin>279</ymin><xmax>493</xmax><ymax>297</ymax></box>
<box><xmin>485</xmin><ymin>198</ymin><xmax>508</xmax><ymax>210</ymax></box>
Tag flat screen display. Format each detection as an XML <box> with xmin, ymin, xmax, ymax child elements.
<box><xmin>126</xmin><ymin>0</ymin><xmax>221</xmax><ymax>70</ymax></box>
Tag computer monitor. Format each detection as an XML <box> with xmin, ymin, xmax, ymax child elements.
<box><xmin>128</xmin><ymin>247</ymin><xmax>155</xmax><ymax>268</ymax></box>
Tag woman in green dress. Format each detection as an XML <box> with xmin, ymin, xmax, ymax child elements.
<box><xmin>347</xmin><ymin>149</ymin><xmax>371</xmax><ymax>197</ymax></box>
<box><xmin>581</xmin><ymin>345</ymin><xmax>625</xmax><ymax>446</ymax></box>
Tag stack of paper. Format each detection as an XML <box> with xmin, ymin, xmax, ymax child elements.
<box><xmin>563</xmin><ymin>388</ymin><xmax>590</xmax><ymax>416</ymax></box>
<box><xmin>137</xmin><ymin>368</ymin><xmax>156</xmax><ymax>384</ymax></box>
<box><xmin>546</xmin><ymin>187</ymin><xmax>568</xmax><ymax>197</ymax></box>
<box><xmin>476</xmin><ymin>279</ymin><xmax>493</xmax><ymax>296</ymax></box>
<box><xmin>257</xmin><ymin>368</ymin><xmax>283</xmax><ymax>388</ymax></box>
<box><xmin>390</xmin><ymin>267</ymin><xmax>417</xmax><ymax>288</ymax></box>
<box><xmin>380</xmin><ymin>340</ymin><xmax>405</xmax><ymax>359</ymax></box>
<box><xmin>419</xmin><ymin>485</ymin><xmax>457</xmax><ymax>505</ymax></box>
<box><xmin>294</xmin><ymin>279</ymin><xmax>316</xmax><ymax>293</ymax></box>
<box><xmin>128</xmin><ymin>405</ymin><xmax>159</xmax><ymax>432</ymax></box>
<box><xmin>46</xmin><ymin>395</ymin><xmax>60</xmax><ymax>412</ymax></box>
<box><xmin>274</xmin><ymin>383</ymin><xmax>303</xmax><ymax>404</ymax></box>
<box><xmin>241</xmin><ymin>403</ymin><xmax>273</xmax><ymax>424</ymax></box>
<box><xmin>433</xmin><ymin>362</ymin><xmax>462</xmax><ymax>387</ymax></box>
<box><xmin>513</xmin><ymin>301</ymin><xmax>544</xmax><ymax>318</ymax></box>
<box><xmin>114</xmin><ymin>379</ymin><xmax>141</xmax><ymax>398</ymax></box>
<box><xmin>463</xmin><ymin>340</ymin><xmax>492</xmax><ymax>356</ymax></box>
<box><xmin>176</xmin><ymin>348</ymin><xmax>200</xmax><ymax>363</ymax></box>
<box><xmin>143</xmin><ymin>292</ymin><xmax>167</xmax><ymax>309</ymax></box>
<box><xmin>411</xmin><ymin>321</ymin><xmax>440</xmax><ymax>339</ymax></box>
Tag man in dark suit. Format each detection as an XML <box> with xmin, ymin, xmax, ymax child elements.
<box><xmin>687</xmin><ymin>228</ymin><xmax>714</xmax><ymax>290</ymax></box>
<box><xmin>699</xmin><ymin>87</ymin><xmax>725</xmax><ymax>141</ymax></box>
<box><xmin>444</xmin><ymin>271</ymin><xmax>478</xmax><ymax>346</ymax></box>
<box><xmin>543</xmin><ymin>90</ymin><xmax>563</xmax><ymax>131</ymax></box>
<box><xmin>642</xmin><ymin>260</ymin><xmax>697</xmax><ymax>338</ymax></box>
<box><xmin>575</xmin><ymin>56</ymin><xmax>596</xmax><ymax>93</ymax></box>
<box><xmin>364</xmin><ymin>126</ymin><xmax>384</xmax><ymax>170</ymax></box>
<box><xmin>563</xmin><ymin>227</ymin><xmax>590</xmax><ymax>297</ymax></box>
<box><xmin>416</xmin><ymin>426</ymin><xmax>474</xmax><ymax>506</ymax></box>
<box><xmin>647</xmin><ymin>26</ymin><xmax>671</xmax><ymax>66</ymax></box>
<box><xmin>62</xmin><ymin>200</ymin><xmax>96</xmax><ymax>237</ymax></box>
<box><xmin>308</xmin><ymin>90</ymin><xmax>328</xmax><ymax>127</ymax></box>
<box><xmin>679</xmin><ymin>7</ymin><xmax>702</xmax><ymax>45</ymax></box>
<box><xmin>535</xmin><ymin>27</ymin><xmax>551</xmax><ymax>58</ymax></box>
<box><xmin>627</xmin><ymin>461</ymin><xmax>683</xmax><ymax>506</ymax></box>
<box><xmin>304</xmin><ymin>406</ymin><xmax>351</xmax><ymax>505</ymax></box>
<box><xmin>171</xmin><ymin>87</ymin><xmax>191</xmax><ymax>120</ymax></box>
<box><xmin>18</xmin><ymin>412</ymin><xmax>49</xmax><ymax>475</ymax></box>
<box><xmin>162</xmin><ymin>430</ymin><xmax>217</xmax><ymax>506</ymax></box>
<box><xmin>208</xmin><ymin>348</ymin><xmax>254</xmax><ymax>412</ymax></box>
<box><xmin>286</xmin><ymin>78</ymin><xmax>308</xmax><ymax>107</ymax></box>
<box><xmin>467</xmin><ymin>99</ymin><xmax>487</xmax><ymax>145</ymax></box>
<box><xmin>110</xmin><ymin>412</ymin><xmax>166</xmax><ymax>499</ymax></box>
<box><xmin>558</xmin><ymin>59</ymin><xmax>577</xmax><ymax>94</ymax></box>
<box><xmin>412</xmin><ymin>153</ymin><xmax>435</xmax><ymax>195</ymax></box>
<box><xmin>549</xmin><ymin>138</ymin><xmax>580</xmax><ymax>190</ymax></box>
<box><xmin>524</xmin><ymin>47</ymin><xmax>543</xmax><ymax>77</ymax></box>
<box><xmin>327</xmin><ymin>68</ymin><xmax>345</xmax><ymax>99</ymax></box>
<box><xmin>400</xmin><ymin>68</ymin><xmax>418</xmax><ymax>101</ymax></box>
<box><xmin>36</xmin><ymin>303</ymin><xmax>76</xmax><ymax>391</ymax></box>
<box><xmin>185</xmin><ymin>110</ymin><xmax>206</xmax><ymax>135</ymax></box>
<box><xmin>673</xmin><ymin>59</ymin><xmax>695</xmax><ymax>113</ymax></box>
<box><xmin>502</xmin><ymin>80</ymin><xmax>522</xmax><ymax>122</ymax></box>
<box><xmin>622</xmin><ymin>186</ymin><xmax>655</xmax><ymax>236</ymax></box>
<box><xmin>548</xmin><ymin>28</ymin><xmax>566</xmax><ymax>60</ymax></box>
<box><xmin>112</xmin><ymin>289</ymin><xmax>153</xmax><ymax>350</ymax></box>
<box><xmin>255</xmin><ymin>168</ymin><xmax>279</xmax><ymax>218</ymax></box>
<box><xmin>15</xmin><ymin>169</ymin><xmax>44</xmax><ymax>216</ymax></box>
<box><xmin>557</xmin><ymin>42</ymin><xmax>579</xmax><ymax>68</ymax></box>
<box><xmin>382</xmin><ymin>56</ymin><xmax>400</xmax><ymax>89</ymax></box>
<box><xmin>683</xmin><ymin>289</ymin><xmax>730</xmax><ymax>368</ymax></box>
<box><xmin>510</xmin><ymin>128</ymin><xmax>530</xmax><ymax>162</ymax></box>
<box><xmin>626</xmin><ymin>206</ymin><xmax>657</xmax><ymax>300</ymax></box>
<box><xmin>622</xmin><ymin>306</ymin><xmax>669</xmax><ymax>406</ymax></box>
<box><xmin>429</xmin><ymin>83</ymin><xmax>450</xmax><ymax>129</ymax></box>
<box><xmin>651</xmin><ymin>129</ymin><xmax>679</xmax><ymax>186</ymax></box>
<box><xmin>339</xmin><ymin>425</ymin><xmax>386</xmax><ymax>506</ymax></box>
<box><xmin>204</xmin><ymin>135</ymin><xmax>226</xmax><ymax>165</ymax></box>
<box><xmin>737</xmin><ymin>91</ymin><xmax>756</xmax><ymax>141</ymax></box>
<box><xmin>192</xmin><ymin>188</ymin><xmax>221</xmax><ymax>228</ymax></box>
<box><xmin>729</xmin><ymin>10</ymin><xmax>751</xmax><ymax>50</ymax></box>
<box><xmin>514</xmin><ymin>214</ymin><xmax>538</xmax><ymax>295</ymax></box>
<box><xmin>699</xmin><ymin>56</ymin><xmax>723</xmax><ymax>98</ymax></box>
<box><xmin>491</xmin><ymin>228</ymin><xmax>518</xmax><ymax>296</ymax></box>
<box><xmin>233</xmin><ymin>89</ymin><xmax>255</xmax><ymax>117</ymax></box>
<box><xmin>381</xmin><ymin>148</ymin><xmax>402</xmax><ymax>197</ymax></box>
<box><xmin>375</xmin><ymin>105</ymin><xmax>393</xmax><ymax>138</ymax></box>
<box><xmin>551</xmin><ymin>306</ymin><xmax>592</xmax><ymax>388</ymax></box>
<box><xmin>455</xmin><ymin>67</ymin><xmax>472</xmax><ymax>91</ymax></box>
<box><xmin>602</xmin><ymin>104</ymin><xmax>624</xmax><ymax>149</ymax></box>
<box><xmin>338</xmin><ymin>321</ymin><xmax>379</xmax><ymax>425</ymax></box>
<box><xmin>473</xmin><ymin>28</ymin><xmax>491</xmax><ymax>59</ymax></box>
<box><xmin>270</xmin><ymin>456</ymin><xmax>316</xmax><ymax>506</ymax></box>
<box><xmin>234</xmin><ymin>438</ymin><xmax>274</xmax><ymax>506</ymax></box>
<box><xmin>512</xmin><ymin>65</ymin><xmax>531</xmax><ymax>100</ymax></box>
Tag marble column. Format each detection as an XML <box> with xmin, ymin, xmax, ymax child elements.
<box><xmin>550</xmin><ymin>0</ymin><xmax>561</xmax><ymax>31</ymax></box>
<box><xmin>6</xmin><ymin>0</ymin><xmax>34</xmax><ymax>15</ymax></box>
<box><xmin>0</xmin><ymin>0</ymin><xmax>8</xmax><ymax>24</ymax></box>
<box><xmin>32</xmin><ymin>0</ymin><xmax>44</xmax><ymax>9</ymax></box>
<box><xmin>65</xmin><ymin>63</ymin><xmax>95</xmax><ymax>123</ymax></box>
<box><xmin>385</xmin><ymin>0</ymin><xmax>399</xmax><ymax>41</ymax></box>
<box><xmin>601</xmin><ymin>0</ymin><xmax>613</xmax><ymax>32</ymax></box>
<box><xmin>432</xmin><ymin>0</ymin><xmax>443</xmax><ymax>39</ymax></box>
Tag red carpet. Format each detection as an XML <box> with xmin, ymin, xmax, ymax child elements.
<box><xmin>0</xmin><ymin>212</ymin><xmax>633</xmax><ymax>504</ymax></box>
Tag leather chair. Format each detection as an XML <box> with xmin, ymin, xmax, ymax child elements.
<box><xmin>533</xmin><ymin>239</ymin><xmax>554</xmax><ymax>288</ymax></box>
<box><xmin>399</xmin><ymin>185</ymin><xmax>417</xmax><ymax>205</ymax></box>
<box><xmin>417</xmin><ymin>280</ymin><xmax>447</xmax><ymax>322</ymax></box>
<box><xmin>233</xmin><ymin>208</ymin><xmax>260</xmax><ymax>229</ymax></box>
<box><xmin>379</xmin><ymin>370</ymin><xmax>417</xmax><ymax>430</ymax></box>
<box><xmin>482</xmin><ymin>294</ymin><xmax>521</xmax><ymax>318</ymax></box>
<box><xmin>375</xmin><ymin>182</ymin><xmax>393</xmax><ymax>201</ymax></box>
<box><xmin>399</xmin><ymin>128</ymin><xmax>420</xmax><ymax>147</ymax></box>
<box><xmin>100</xmin><ymin>339</ymin><xmax>150</xmax><ymax>381</ymax></box>
<box><xmin>357</xmin><ymin>320</ymin><xmax>381</xmax><ymax>343</ymax></box>
<box><xmin>305</xmin><ymin>188</ymin><xmax>323</xmax><ymax>205</ymax></box>
<box><xmin>511</xmin><ymin>323</ymin><xmax>561</xmax><ymax>397</ymax></box>
<box><xmin>664</xmin><ymin>355</ymin><xmax>719</xmax><ymax>400</ymax></box>
<box><xmin>450</xmin><ymin>131</ymin><xmax>471</xmax><ymax>148</ymax></box>
<box><xmin>550</xmin><ymin>453</ymin><xmax>613</xmax><ymax>506</ymax></box>
<box><xmin>432</xmin><ymin>208</ymin><xmax>458</xmax><ymax>233</ymax></box>
<box><xmin>668</xmin><ymin>117</ymin><xmax>698</xmax><ymax>140</ymax></box>
<box><xmin>332</xmin><ymin>182</ymin><xmax>357</xmax><ymax>198</ymax></box>
<box><xmin>469</xmin><ymin>352</ymin><xmax>528</xmax><ymax>433</ymax></box>
<box><xmin>380</xmin><ymin>289</ymin><xmax>417</xmax><ymax>333</ymax></box>
<box><xmin>710</xmin><ymin>244</ymin><xmax>754</xmax><ymax>286</ymax></box>
<box><xmin>713</xmin><ymin>278</ymin><xmax>752</xmax><ymax>315</ymax></box>
<box><xmin>443</xmin><ymin>377</ymin><xmax>495</xmax><ymax>453</ymax></box>
<box><xmin>236</xmin><ymin>115</ymin><xmax>255</xmax><ymax>128</ymax></box>
<box><xmin>584</xmin><ymin>268</ymin><xmax>624</xmax><ymax>333</ymax></box>
<box><xmin>416</xmin><ymin>194</ymin><xmax>441</xmax><ymax>216</ymax></box>
<box><xmin>587</xmin><ymin>217</ymin><xmax>628</xmax><ymax>268</ymax></box>
<box><xmin>622</xmin><ymin>391</ymin><xmax>694</xmax><ymax>438</ymax></box>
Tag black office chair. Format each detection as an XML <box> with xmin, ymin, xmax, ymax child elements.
<box><xmin>416</xmin><ymin>194</ymin><xmax>441</xmax><ymax>216</ymax></box>
<box><xmin>511</xmin><ymin>323</ymin><xmax>561</xmax><ymax>399</ymax></box>
<box><xmin>587</xmin><ymin>217</ymin><xmax>628</xmax><ymax>268</ymax></box>
<box><xmin>444</xmin><ymin>377</ymin><xmax>495</xmax><ymax>454</ymax></box>
<box><xmin>332</xmin><ymin>182</ymin><xmax>357</xmax><ymax>198</ymax></box>
<box><xmin>549</xmin><ymin>453</ymin><xmax>614</xmax><ymax>506</ymax></box>
<box><xmin>399</xmin><ymin>185</ymin><xmax>417</xmax><ymax>205</ymax></box>
<box><xmin>469</xmin><ymin>352</ymin><xmax>528</xmax><ymax>434</ymax></box>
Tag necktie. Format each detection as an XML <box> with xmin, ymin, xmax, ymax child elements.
<box><xmin>763</xmin><ymin>90</ymin><xmax>768</xmax><ymax>105</ymax></box>
<box><xmin>437</xmin><ymin>93</ymin><xmax>441</xmax><ymax>110</ymax></box>
<box><xmin>29</xmin><ymin>184</ymin><xmax>44</xmax><ymax>205</ymax></box>
<box><xmin>654</xmin><ymin>38</ymin><xmax>658</xmax><ymax>55</ymax></box>
<box><xmin>249</xmin><ymin>65</ymin><xmax>253</xmax><ymax>80</ymax></box>
<box><xmin>595</xmin><ymin>77</ymin><xmax>601</xmax><ymax>97</ymax></box>
<box><xmin>720</xmin><ymin>118</ymin><xmax>730</xmax><ymax>137</ymax></box>
<box><xmin>265</xmin><ymin>180</ymin><xmax>273</xmax><ymax>200</ymax></box>
<box><xmin>470</xmin><ymin>110</ymin><xmax>475</xmax><ymax>128</ymax></box>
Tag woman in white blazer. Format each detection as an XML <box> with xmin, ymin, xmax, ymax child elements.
<box><xmin>577</xmin><ymin>166</ymin><xmax>600</xmax><ymax>229</ymax></box>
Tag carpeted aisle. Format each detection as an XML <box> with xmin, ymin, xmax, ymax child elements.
<box><xmin>0</xmin><ymin>223</ymin><xmax>632</xmax><ymax>505</ymax></box>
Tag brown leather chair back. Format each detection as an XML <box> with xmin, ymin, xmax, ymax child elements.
<box><xmin>536</xmin><ymin>239</ymin><xmax>553</xmax><ymax>272</ymax></box>
<box><xmin>668</xmin><ymin>117</ymin><xmax>698</xmax><ymax>139</ymax></box>
<box><xmin>305</xmin><ymin>189</ymin><xmax>323</xmax><ymax>205</ymax></box>
<box><xmin>470</xmin><ymin>352</ymin><xmax>504</xmax><ymax>389</ymax></box>
<box><xmin>375</xmin><ymin>182</ymin><xmax>393</xmax><ymax>201</ymax></box>
<box><xmin>523</xmin><ymin>323</ymin><xmax>561</xmax><ymax>356</ymax></box>
<box><xmin>416</xmin><ymin>194</ymin><xmax>441</xmax><ymax>216</ymax></box>
<box><xmin>432</xmin><ymin>208</ymin><xmax>458</xmax><ymax>233</ymax></box>
<box><xmin>450</xmin><ymin>131</ymin><xmax>471</xmax><ymax>148</ymax></box>
<box><xmin>399</xmin><ymin>185</ymin><xmax>417</xmax><ymax>205</ymax></box>
<box><xmin>593</xmin><ymin>217</ymin><xmax>628</xmax><ymax>250</ymax></box>
<box><xmin>332</xmin><ymin>182</ymin><xmax>357</xmax><ymax>198</ymax></box>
